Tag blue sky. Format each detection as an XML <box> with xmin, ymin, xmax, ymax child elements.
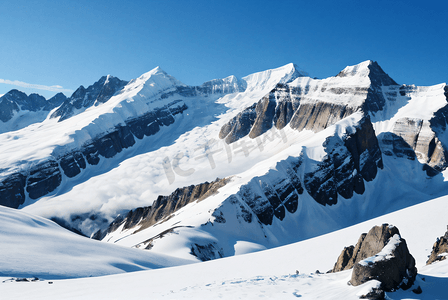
<box><xmin>1</xmin><ymin>0</ymin><xmax>447</xmax><ymax>99</ymax></box>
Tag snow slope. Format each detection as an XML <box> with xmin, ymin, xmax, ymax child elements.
<box><xmin>2</xmin><ymin>194</ymin><xmax>448</xmax><ymax>299</ymax></box>
<box><xmin>0</xmin><ymin>206</ymin><xmax>195</xmax><ymax>279</ymax></box>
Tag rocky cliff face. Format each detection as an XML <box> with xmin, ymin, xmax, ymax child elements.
<box><xmin>219</xmin><ymin>60</ymin><xmax>397</xmax><ymax>144</ymax></box>
<box><xmin>93</xmin><ymin>178</ymin><xmax>229</xmax><ymax>242</ymax></box>
<box><xmin>304</xmin><ymin>115</ymin><xmax>383</xmax><ymax>206</ymax></box>
<box><xmin>380</xmin><ymin>118</ymin><xmax>448</xmax><ymax>175</ymax></box>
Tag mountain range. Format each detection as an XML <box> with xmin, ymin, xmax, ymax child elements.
<box><xmin>1</xmin><ymin>60</ymin><xmax>448</xmax><ymax>299</ymax></box>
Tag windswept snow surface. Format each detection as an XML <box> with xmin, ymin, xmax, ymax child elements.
<box><xmin>2</xmin><ymin>194</ymin><xmax>448</xmax><ymax>299</ymax></box>
<box><xmin>0</xmin><ymin>206</ymin><xmax>195</xmax><ymax>280</ymax></box>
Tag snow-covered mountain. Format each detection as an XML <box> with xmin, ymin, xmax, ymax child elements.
<box><xmin>1</xmin><ymin>60</ymin><xmax>448</xmax><ymax>298</ymax></box>
<box><xmin>88</xmin><ymin>61</ymin><xmax>448</xmax><ymax>264</ymax></box>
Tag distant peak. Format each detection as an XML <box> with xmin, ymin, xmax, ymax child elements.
<box><xmin>138</xmin><ymin>66</ymin><xmax>185</xmax><ymax>87</ymax></box>
<box><xmin>337</xmin><ymin>60</ymin><xmax>398</xmax><ymax>86</ymax></box>
<box><xmin>147</xmin><ymin>66</ymin><xmax>167</xmax><ymax>76</ymax></box>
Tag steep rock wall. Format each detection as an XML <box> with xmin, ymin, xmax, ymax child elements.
<box><xmin>304</xmin><ymin>116</ymin><xmax>383</xmax><ymax>206</ymax></box>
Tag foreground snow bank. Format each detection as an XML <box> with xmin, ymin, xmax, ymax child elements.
<box><xmin>0</xmin><ymin>206</ymin><xmax>195</xmax><ymax>279</ymax></box>
<box><xmin>3</xmin><ymin>194</ymin><xmax>448</xmax><ymax>299</ymax></box>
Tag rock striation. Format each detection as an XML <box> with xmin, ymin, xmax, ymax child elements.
<box><xmin>304</xmin><ymin>116</ymin><xmax>383</xmax><ymax>206</ymax></box>
<box><xmin>380</xmin><ymin>117</ymin><xmax>448</xmax><ymax>176</ymax></box>
<box><xmin>332</xmin><ymin>224</ymin><xmax>417</xmax><ymax>292</ymax></box>
<box><xmin>219</xmin><ymin>60</ymin><xmax>397</xmax><ymax>144</ymax></box>
<box><xmin>426</xmin><ymin>226</ymin><xmax>448</xmax><ymax>265</ymax></box>
<box><xmin>93</xmin><ymin>178</ymin><xmax>230</xmax><ymax>241</ymax></box>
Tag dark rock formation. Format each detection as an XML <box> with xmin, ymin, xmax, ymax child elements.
<box><xmin>304</xmin><ymin>116</ymin><xmax>383</xmax><ymax>206</ymax></box>
<box><xmin>125</xmin><ymin>100</ymin><xmax>187</xmax><ymax>140</ymax></box>
<box><xmin>44</xmin><ymin>93</ymin><xmax>67</xmax><ymax>110</ymax></box>
<box><xmin>332</xmin><ymin>224</ymin><xmax>417</xmax><ymax>292</ymax></box>
<box><xmin>51</xmin><ymin>75</ymin><xmax>128</xmax><ymax>121</ymax></box>
<box><xmin>332</xmin><ymin>233</ymin><xmax>367</xmax><ymax>272</ymax></box>
<box><xmin>237</xmin><ymin>158</ymin><xmax>303</xmax><ymax>225</ymax></box>
<box><xmin>219</xmin><ymin>103</ymin><xmax>257</xmax><ymax>144</ymax></box>
<box><xmin>93</xmin><ymin>178</ymin><xmax>230</xmax><ymax>240</ymax></box>
<box><xmin>0</xmin><ymin>173</ymin><xmax>27</xmax><ymax>208</ymax></box>
<box><xmin>26</xmin><ymin>160</ymin><xmax>62</xmax><ymax>200</ymax></box>
<box><xmin>191</xmin><ymin>242</ymin><xmax>224</xmax><ymax>261</ymax></box>
<box><xmin>59</xmin><ymin>152</ymin><xmax>87</xmax><ymax>178</ymax></box>
<box><xmin>426</xmin><ymin>226</ymin><xmax>448</xmax><ymax>265</ymax></box>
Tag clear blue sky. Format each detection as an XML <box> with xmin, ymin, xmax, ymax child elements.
<box><xmin>1</xmin><ymin>0</ymin><xmax>447</xmax><ymax>99</ymax></box>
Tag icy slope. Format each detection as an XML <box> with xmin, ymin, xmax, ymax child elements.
<box><xmin>0</xmin><ymin>205</ymin><xmax>194</xmax><ymax>279</ymax></box>
<box><xmin>3</xmin><ymin>194</ymin><xmax>448</xmax><ymax>299</ymax></box>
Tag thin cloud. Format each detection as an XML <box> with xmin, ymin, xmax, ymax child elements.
<box><xmin>0</xmin><ymin>78</ymin><xmax>73</xmax><ymax>93</ymax></box>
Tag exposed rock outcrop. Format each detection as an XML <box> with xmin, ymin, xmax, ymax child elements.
<box><xmin>379</xmin><ymin>117</ymin><xmax>448</xmax><ymax>176</ymax></box>
<box><xmin>332</xmin><ymin>224</ymin><xmax>417</xmax><ymax>292</ymax></box>
<box><xmin>426</xmin><ymin>226</ymin><xmax>448</xmax><ymax>265</ymax></box>
<box><xmin>191</xmin><ymin>242</ymin><xmax>224</xmax><ymax>261</ymax></box>
<box><xmin>93</xmin><ymin>178</ymin><xmax>230</xmax><ymax>240</ymax></box>
<box><xmin>304</xmin><ymin>116</ymin><xmax>383</xmax><ymax>206</ymax></box>
<box><xmin>235</xmin><ymin>157</ymin><xmax>303</xmax><ymax>226</ymax></box>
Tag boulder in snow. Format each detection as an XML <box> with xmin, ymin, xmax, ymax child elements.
<box><xmin>332</xmin><ymin>224</ymin><xmax>417</xmax><ymax>292</ymax></box>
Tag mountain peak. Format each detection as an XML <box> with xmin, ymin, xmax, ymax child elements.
<box><xmin>241</xmin><ymin>63</ymin><xmax>308</xmax><ymax>93</ymax></box>
<box><xmin>136</xmin><ymin>66</ymin><xmax>186</xmax><ymax>89</ymax></box>
<box><xmin>336</xmin><ymin>60</ymin><xmax>397</xmax><ymax>86</ymax></box>
<box><xmin>289</xmin><ymin>63</ymin><xmax>309</xmax><ymax>78</ymax></box>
